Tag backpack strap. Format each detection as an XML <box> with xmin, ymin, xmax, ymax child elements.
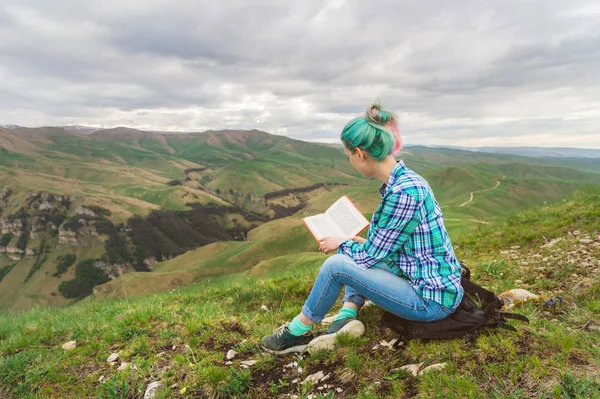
<box><xmin>461</xmin><ymin>278</ymin><xmax>498</xmax><ymax>307</ymax></box>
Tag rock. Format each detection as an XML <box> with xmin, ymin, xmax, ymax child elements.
<box><xmin>226</xmin><ymin>350</ymin><xmax>238</xmax><ymax>360</ymax></box>
<box><xmin>379</xmin><ymin>338</ymin><xmax>399</xmax><ymax>349</ymax></box>
<box><xmin>107</xmin><ymin>353</ymin><xmax>119</xmax><ymax>363</ymax></box>
<box><xmin>572</xmin><ymin>230</ymin><xmax>581</xmax><ymax>236</ymax></box>
<box><xmin>511</xmin><ymin>245</ymin><xmax>521</xmax><ymax>250</ymax></box>
<box><xmin>61</xmin><ymin>341</ymin><xmax>76</xmax><ymax>350</ymax></box>
<box><xmin>579</xmin><ymin>239</ymin><xmax>593</xmax><ymax>244</ymax></box>
<box><xmin>418</xmin><ymin>362</ymin><xmax>447</xmax><ymax>375</ymax></box>
<box><xmin>117</xmin><ymin>362</ymin><xmax>130</xmax><ymax>371</ymax></box>
<box><xmin>75</xmin><ymin>206</ymin><xmax>96</xmax><ymax>217</ymax></box>
<box><xmin>240</xmin><ymin>360</ymin><xmax>257</xmax><ymax>368</ymax></box>
<box><xmin>260</xmin><ymin>304</ymin><xmax>269</xmax><ymax>312</ymax></box>
<box><xmin>98</xmin><ymin>375</ymin><xmax>105</xmax><ymax>383</ymax></box>
<box><xmin>498</xmin><ymin>289</ymin><xmax>540</xmax><ymax>309</ymax></box>
<box><xmin>573</xmin><ymin>279</ymin><xmax>593</xmax><ymax>291</ymax></box>
<box><xmin>225</xmin><ymin>361</ymin><xmax>233</xmax><ymax>365</ymax></box>
<box><xmin>144</xmin><ymin>381</ymin><xmax>163</xmax><ymax>399</ymax></box>
<box><xmin>397</xmin><ymin>363</ymin><xmax>423</xmax><ymax>377</ymax></box>
<box><xmin>303</xmin><ymin>371</ymin><xmax>327</xmax><ymax>385</ymax></box>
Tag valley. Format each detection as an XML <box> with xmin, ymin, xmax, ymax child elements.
<box><xmin>1</xmin><ymin>126</ymin><xmax>599</xmax><ymax>312</ymax></box>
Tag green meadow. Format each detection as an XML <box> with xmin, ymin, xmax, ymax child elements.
<box><xmin>1</xmin><ymin>187</ymin><xmax>598</xmax><ymax>398</ymax></box>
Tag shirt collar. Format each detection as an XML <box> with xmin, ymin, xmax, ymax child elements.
<box><xmin>379</xmin><ymin>160</ymin><xmax>405</xmax><ymax>197</ymax></box>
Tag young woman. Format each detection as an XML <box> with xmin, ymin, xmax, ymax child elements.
<box><xmin>261</xmin><ymin>103</ymin><xmax>464</xmax><ymax>354</ymax></box>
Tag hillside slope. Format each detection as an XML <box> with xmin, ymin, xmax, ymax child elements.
<box><xmin>0</xmin><ymin>187</ymin><xmax>598</xmax><ymax>398</ymax></box>
<box><xmin>2</xmin><ymin>126</ymin><xmax>600</xmax><ymax>313</ymax></box>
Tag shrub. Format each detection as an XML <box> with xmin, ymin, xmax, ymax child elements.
<box><xmin>16</xmin><ymin>232</ymin><xmax>29</xmax><ymax>251</ymax></box>
<box><xmin>167</xmin><ymin>180</ymin><xmax>182</xmax><ymax>186</ymax></box>
<box><xmin>53</xmin><ymin>254</ymin><xmax>77</xmax><ymax>277</ymax></box>
<box><xmin>0</xmin><ymin>233</ymin><xmax>13</xmax><ymax>247</ymax></box>
<box><xmin>59</xmin><ymin>259</ymin><xmax>110</xmax><ymax>299</ymax></box>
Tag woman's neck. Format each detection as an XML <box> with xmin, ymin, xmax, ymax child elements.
<box><xmin>374</xmin><ymin>155</ymin><xmax>398</xmax><ymax>184</ymax></box>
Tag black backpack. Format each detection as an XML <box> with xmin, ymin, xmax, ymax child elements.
<box><xmin>380</xmin><ymin>264</ymin><xmax>529</xmax><ymax>342</ymax></box>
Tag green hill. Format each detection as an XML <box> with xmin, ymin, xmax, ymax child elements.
<box><xmin>1</xmin><ymin>126</ymin><xmax>600</xmax><ymax>313</ymax></box>
<box><xmin>0</xmin><ymin>187</ymin><xmax>598</xmax><ymax>398</ymax></box>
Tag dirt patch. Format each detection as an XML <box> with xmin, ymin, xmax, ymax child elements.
<box><xmin>220</xmin><ymin>320</ymin><xmax>248</xmax><ymax>336</ymax></box>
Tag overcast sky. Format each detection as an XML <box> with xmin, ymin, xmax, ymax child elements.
<box><xmin>1</xmin><ymin>1</ymin><xmax>599</xmax><ymax>148</ymax></box>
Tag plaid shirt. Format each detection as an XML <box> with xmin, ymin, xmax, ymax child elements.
<box><xmin>338</xmin><ymin>161</ymin><xmax>463</xmax><ymax>309</ymax></box>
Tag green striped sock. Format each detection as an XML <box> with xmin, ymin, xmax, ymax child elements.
<box><xmin>335</xmin><ymin>307</ymin><xmax>358</xmax><ymax>321</ymax></box>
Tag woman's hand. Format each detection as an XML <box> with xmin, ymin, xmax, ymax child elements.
<box><xmin>319</xmin><ymin>237</ymin><xmax>348</xmax><ymax>254</ymax></box>
<box><xmin>351</xmin><ymin>236</ymin><xmax>367</xmax><ymax>244</ymax></box>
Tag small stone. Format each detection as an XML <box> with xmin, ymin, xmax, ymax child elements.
<box><xmin>290</xmin><ymin>395</ymin><xmax>299</xmax><ymax>399</ymax></box>
<box><xmin>225</xmin><ymin>361</ymin><xmax>233</xmax><ymax>365</ymax></box>
<box><xmin>573</xmin><ymin>230</ymin><xmax>581</xmax><ymax>236</ymax></box>
<box><xmin>144</xmin><ymin>381</ymin><xmax>163</xmax><ymax>399</ymax></box>
<box><xmin>291</xmin><ymin>378</ymin><xmax>298</xmax><ymax>384</ymax></box>
<box><xmin>498</xmin><ymin>289</ymin><xmax>540</xmax><ymax>309</ymax></box>
<box><xmin>511</xmin><ymin>245</ymin><xmax>521</xmax><ymax>250</ymax></box>
<box><xmin>226</xmin><ymin>350</ymin><xmax>238</xmax><ymax>360</ymax></box>
<box><xmin>303</xmin><ymin>371</ymin><xmax>327</xmax><ymax>384</ymax></box>
<box><xmin>117</xmin><ymin>362</ymin><xmax>130</xmax><ymax>371</ymax></box>
<box><xmin>397</xmin><ymin>363</ymin><xmax>422</xmax><ymax>377</ymax></box>
<box><xmin>418</xmin><ymin>362</ymin><xmax>447</xmax><ymax>375</ymax></box>
<box><xmin>240</xmin><ymin>360</ymin><xmax>257</xmax><ymax>367</ymax></box>
<box><xmin>172</xmin><ymin>345</ymin><xmax>176</xmax><ymax>351</ymax></box>
<box><xmin>579</xmin><ymin>239</ymin><xmax>593</xmax><ymax>244</ymax></box>
<box><xmin>260</xmin><ymin>304</ymin><xmax>269</xmax><ymax>312</ymax></box>
<box><xmin>107</xmin><ymin>353</ymin><xmax>119</xmax><ymax>363</ymax></box>
<box><xmin>336</xmin><ymin>388</ymin><xmax>343</xmax><ymax>393</ymax></box>
<box><xmin>371</xmin><ymin>344</ymin><xmax>380</xmax><ymax>350</ymax></box>
<box><xmin>379</xmin><ymin>338</ymin><xmax>399</xmax><ymax>349</ymax></box>
<box><xmin>61</xmin><ymin>341</ymin><xmax>76</xmax><ymax>350</ymax></box>
<box><xmin>98</xmin><ymin>375</ymin><xmax>105</xmax><ymax>383</ymax></box>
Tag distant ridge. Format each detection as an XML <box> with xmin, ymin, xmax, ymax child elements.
<box><xmin>425</xmin><ymin>145</ymin><xmax>600</xmax><ymax>159</ymax></box>
<box><xmin>4</xmin><ymin>124</ymin><xmax>599</xmax><ymax>158</ymax></box>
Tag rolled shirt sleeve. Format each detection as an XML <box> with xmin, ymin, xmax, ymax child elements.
<box><xmin>337</xmin><ymin>192</ymin><xmax>423</xmax><ymax>269</ymax></box>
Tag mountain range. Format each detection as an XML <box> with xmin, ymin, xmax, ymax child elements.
<box><xmin>1</xmin><ymin>125</ymin><xmax>599</xmax><ymax>312</ymax></box>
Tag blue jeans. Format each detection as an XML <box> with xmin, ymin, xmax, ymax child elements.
<box><xmin>301</xmin><ymin>254</ymin><xmax>453</xmax><ymax>323</ymax></box>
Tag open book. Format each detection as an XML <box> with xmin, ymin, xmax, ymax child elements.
<box><xmin>302</xmin><ymin>196</ymin><xmax>370</xmax><ymax>242</ymax></box>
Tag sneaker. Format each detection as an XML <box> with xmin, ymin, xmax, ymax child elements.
<box><xmin>261</xmin><ymin>323</ymin><xmax>314</xmax><ymax>355</ymax></box>
<box><xmin>307</xmin><ymin>318</ymin><xmax>365</xmax><ymax>353</ymax></box>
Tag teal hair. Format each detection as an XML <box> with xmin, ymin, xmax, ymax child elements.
<box><xmin>340</xmin><ymin>103</ymin><xmax>399</xmax><ymax>161</ymax></box>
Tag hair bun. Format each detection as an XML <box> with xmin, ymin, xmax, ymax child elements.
<box><xmin>366</xmin><ymin>105</ymin><xmax>382</xmax><ymax>124</ymax></box>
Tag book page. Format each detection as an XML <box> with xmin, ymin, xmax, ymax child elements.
<box><xmin>303</xmin><ymin>214</ymin><xmax>345</xmax><ymax>240</ymax></box>
<box><xmin>325</xmin><ymin>196</ymin><xmax>370</xmax><ymax>238</ymax></box>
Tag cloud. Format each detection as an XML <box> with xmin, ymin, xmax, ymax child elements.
<box><xmin>0</xmin><ymin>0</ymin><xmax>599</xmax><ymax>148</ymax></box>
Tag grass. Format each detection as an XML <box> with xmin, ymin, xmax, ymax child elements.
<box><xmin>0</xmin><ymin>187</ymin><xmax>599</xmax><ymax>398</ymax></box>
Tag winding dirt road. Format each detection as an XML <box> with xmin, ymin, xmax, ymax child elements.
<box><xmin>460</xmin><ymin>175</ymin><xmax>505</xmax><ymax>207</ymax></box>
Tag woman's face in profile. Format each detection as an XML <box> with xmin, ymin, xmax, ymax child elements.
<box><xmin>344</xmin><ymin>146</ymin><xmax>373</xmax><ymax>178</ymax></box>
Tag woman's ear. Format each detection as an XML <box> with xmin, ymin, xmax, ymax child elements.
<box><xmin>356</xmin><ymin>147</ymin><xmax>366</xmax><ymax>161</ymax></box>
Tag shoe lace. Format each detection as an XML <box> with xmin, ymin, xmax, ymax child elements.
<box><xmin>272</xmin><ymin>323</ymin><xmax>289</xmax><ymax>338</ymax></box>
